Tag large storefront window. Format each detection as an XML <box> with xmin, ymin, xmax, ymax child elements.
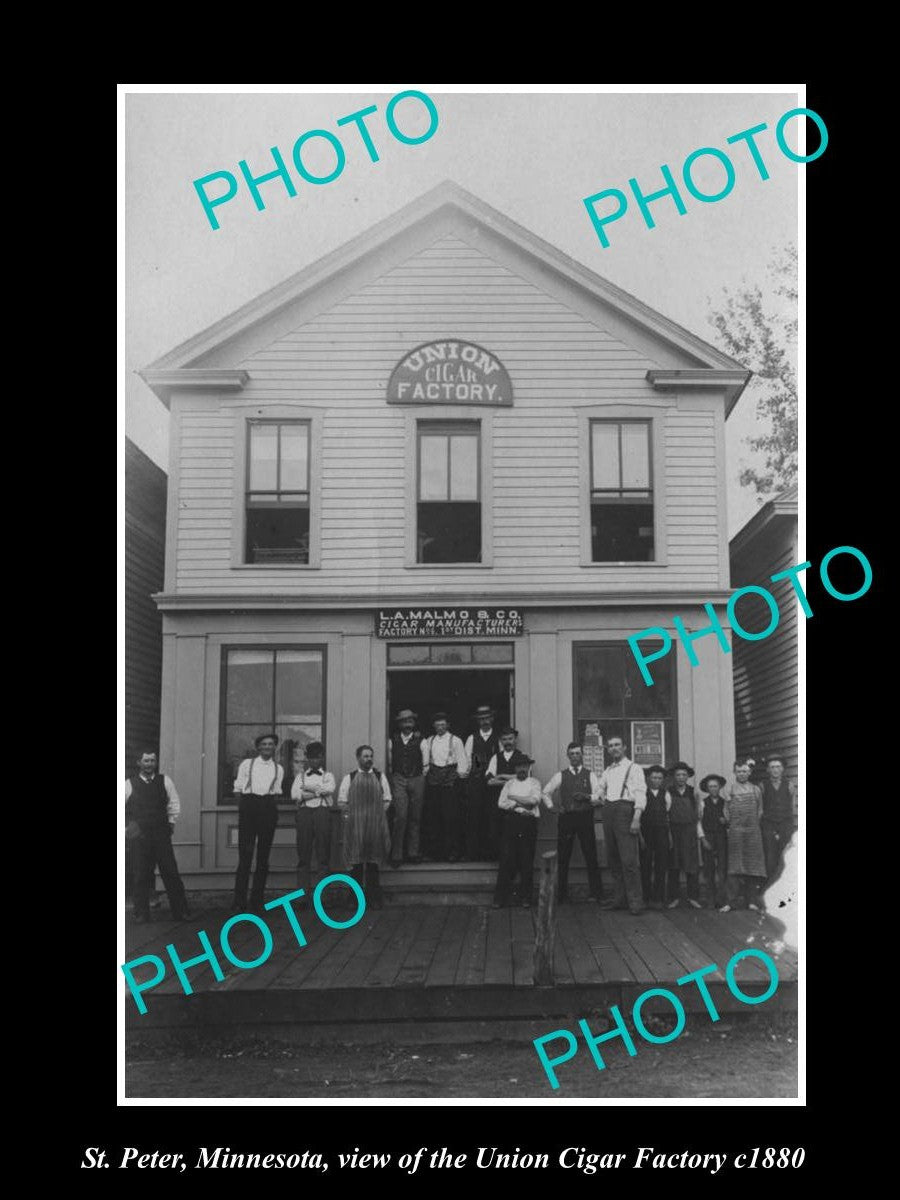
<box><xmin>574</xmin><ymin>641</ymin><xmax>675</xmax><ymax>769</ymax></box>
<box><xmin>220</xmin><ymin>648</ymin><xmax>325</xmax><ymax>800</ymax></box>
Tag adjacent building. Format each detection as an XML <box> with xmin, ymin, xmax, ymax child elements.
<box><xmin>730</xmin><ymin>483</ymin><xmax>799</xmax><ymax>782</ymax></box>
<box><xmin>140</xmin><ymin>183</ymin><xmax>750</xmax><ymax>891</ymax></box>
<box><xmin>125</xmin><ymin>438</ymin><xmax>167</xmax><ymax>771</ymax></box>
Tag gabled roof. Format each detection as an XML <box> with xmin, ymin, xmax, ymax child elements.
<box><xmin>141</xmin><ymin>181</ymin><xmax>749</xmax><ymax>410</ymax></box>
<box><xmin>730</xmin><ymin>482</ymin><xmax>799</xmax><ymax>559</ymax></box>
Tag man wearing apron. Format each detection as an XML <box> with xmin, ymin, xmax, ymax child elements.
<box><xmin>233</xmin><ymin>733</ymin><xmax>285</xmax><ymax>912</ymax></box>
<box><xmin>463</xmin><ymin>704</ymin><xmax>502</xmax><ymax>861</ymax></box>
<box><xmin>421</xmin><ymin>713</ymin><xmax>469</xmax><ymax>861</ymax></box>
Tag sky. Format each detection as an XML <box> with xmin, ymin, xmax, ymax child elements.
<box><xmin>123</xmin><ymin>86</ymin><xmax>800</xmax><ymax>536</ymax></box>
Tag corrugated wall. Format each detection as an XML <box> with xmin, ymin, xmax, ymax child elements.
<box><xmin>732</xmin><ymin>531</ymin><xmax>799</xmax><ymax>781</ymax></box>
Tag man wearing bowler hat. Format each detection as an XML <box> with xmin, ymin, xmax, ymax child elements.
<box><xmin>387</xmin><ymin>709</ymin><xmax>425</xmax><ymax>865</ymax></box>
<box><xmin>464</xmin><ymin>703</ymin><xmax>502</xmax><ymax>860</ymax></box>
<box><xmin>421</xmin><ymin>712</ymin><xmax>469</xmax><ymax>861</ymax></box>
<box><xmin>233</xmin><ymin>732</ymin><xmax>285</xmax><ymax>911</ymax></box>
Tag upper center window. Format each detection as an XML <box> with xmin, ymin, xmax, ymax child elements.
<box><xmin>417</xmin><ymin>422</ymin><xmax>481</xmax><ymax>563</ymax></box>
<box><xmin>590</xmin><ymin>420</ymin><xmax>654</xmax><ymax>562</ymax></box>
<box><xmin>246</xmin><ymin>421</ymin><xmax>310</xmax><ymax>564</ymax></box>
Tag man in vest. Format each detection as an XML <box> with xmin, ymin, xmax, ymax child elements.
<box><xmin>421</xmin><ymin>712</ymin><xmax>470</xmax><ymax>861</ymax></box>
<box><xmin>760</xmin><ymin>754</ymin><xmax>797</xmax><ymax>883</ymax></box>
<box><xmin>463</xmin><ymin>703</ymin><xmax>502</xmax><ymax>861</ymax></box>
<box><xmin>291</xmin><ymin>740</ymin><xmax>336</xmax><ymax>906</ymax></box>
<box><xmin>337</xmin><ymin>744</ymin><xmax>393</xmax><ymax>907</ymax></box>
<box><xmin>486</xmin><ymin>727</ymin><xmax>531</xmax><ymax>792</ymax></box>
<box><xmin>542</xmin><ymin>742</ymin><xmax>604</xmax><ymax>904</ymax></box>
<box><xmin>124</xmin><ymin>749</ymin><xmax>190</xmax><ymax>923</ymax></box>
<box><xmin>387</xmin><ymin>709</ymin><xmax>425</xmax><ymax>866</ymax></box>
<box><xmin>640</xmin><ymin>764</ymin><xmax>671</xmax><ymax>909</ymax></box>
<box><xmin>598</xmin><ymin>735</ymin><xmax>646</xmax><ymax>915</ymax></box>
<box><xmin>233</xmin><ymin>733</ymin><xmax>285</xmax><ymax>912</ymax></box>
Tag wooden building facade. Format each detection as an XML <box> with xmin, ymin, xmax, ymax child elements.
<box><xmin>124</xmin><ymin>438</ymin><xmax>167</xmax><ymax>771</ymax></box>
<box><xmin>730</xmin><ymin>484</ymin><xmax>799</xmax><ymax>781</ymax></box>
<box><xmin>141</xmin><ymin>183</ymin><xmax>750</xmax><ymax>892</ymax></box>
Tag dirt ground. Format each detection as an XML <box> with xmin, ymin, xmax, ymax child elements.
<box><xmin>126</xmin><ymin>1012</ymin><xmax>797</xmax><ymax>1098</ymax></box>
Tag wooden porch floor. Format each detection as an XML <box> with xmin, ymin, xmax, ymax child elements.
<box><xmin>125</xmin><ymin>901</ymin><xmax>797</xmax><ymax>1030</ymax></box>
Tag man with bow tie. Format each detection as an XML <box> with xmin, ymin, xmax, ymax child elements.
<box><xmin>291</xmin><ymin>741</ymin><xmax>337</xmax><ymax>904</ymax></box>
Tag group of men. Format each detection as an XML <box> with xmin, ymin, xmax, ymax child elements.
<box><xmin>124</xmin><ymin>706</ymin><xmax>795</xmax><ymax>922</ymax></box>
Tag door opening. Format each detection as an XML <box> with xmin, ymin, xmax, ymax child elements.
<box><xmin>387</xmin><ymin>668</ymin><xmax>513</xmax><ymax>744</ymax></box>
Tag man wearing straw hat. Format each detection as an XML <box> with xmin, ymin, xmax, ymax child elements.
<box><xmin>387</xmin><ymin>708</ymin><xmax>425</xmax><ymax>866</ymax></box>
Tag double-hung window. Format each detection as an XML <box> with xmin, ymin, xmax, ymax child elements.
<box><xmin>246</xmin><ymin>421</ymin><xmax>310</xmax><ymax>563</ymax></box>
<box><xmin>417</xmin><ymin>422</ymin><xmax>481</xmax><ymax>563</ymax></box>
<box><xmin>590</xmin><ymin>419</ymin><xmax>654</xmax><ymax>561</ymax></box>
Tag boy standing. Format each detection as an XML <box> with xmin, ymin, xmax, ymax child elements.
<box><xmin>698</xmin><ymin>773</ymin><xmax>728</xmax><ymax>909</ymax></box>
<box><xmin>640</xmin><ymin>765</ymin><xmax>669</xmax><ymax>909</ymax></box>
<box><xmin>666</xmin><ymin>761</ymin><xmax>702</xmax><ymax>909</ymax></box>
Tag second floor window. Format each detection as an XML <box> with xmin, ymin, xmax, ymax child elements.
<box><xmin>590</xmin><ymin>420</ymin><xmax>654</xmax><ymax>562</ymax></box>
<box><xmin>246</xmin><ymin>421</ymin><xmax>310</xmax><ymax>564</ymax></box>
<box><xmin>417</xmin><ymin>422</ymin><xmax>481</xmax><ymax>563</ymax></box>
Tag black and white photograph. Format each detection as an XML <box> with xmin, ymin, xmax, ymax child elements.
<box><xmin>121</xmin><ymin>85</ymin><xmax>806</xmax><ymax>1108</ymax></box>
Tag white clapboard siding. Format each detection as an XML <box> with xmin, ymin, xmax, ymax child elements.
<box><xmin>174</xmin><ymin>235</ymin><xmax>725</xmax><ymax>594</ymax></box>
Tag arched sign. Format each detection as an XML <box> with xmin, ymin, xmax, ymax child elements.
<box><xmin>387</xmin><ymin>340</ymin><xmax>513</xmax><ymax>406</ymax></box>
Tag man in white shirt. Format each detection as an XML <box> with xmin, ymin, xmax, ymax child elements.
<box><xmin>598</xmin><ymin>735</ymin><xmax>647</xmax><ymax>915</ymax></box>
<box><xmin>124</xmin><ymin>749</ymin><xmax>190</xmax><ymax>923</ymax></box>
<box><xmin>233</xmin><ymin>732</ymin><xmax>285</xmax><ymax>912</ymax></box>
<box><xmin>463</xmin><ymin>704</ymin><xmax>502</xmax><ymax>861</ymax></box>
<box><xmin>542</xmin><ymin>742</ymin><xmax>604</xmax><ymax>904</ymax></box>
<box><xmin>291</xmin><ymin>741</ymin><xmax>336</xmax><ymax>905</ymax></box>
<box><xmin>421</xmin><ymin>712</ymin><xmax>470</xmax><ymax>862</ymax></box>
<box><xmin>492</xmin><ymin>756</ymin><xmax>547</xmax><ymax>908</ymax></box>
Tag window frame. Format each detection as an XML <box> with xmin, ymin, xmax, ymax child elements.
<box><xmin>404</xmin><ymin>411</ymin><xmax>494</xmax><ymax>568</ymax></box>
<box><xmin>577</xmin><ymin>404</ymin><xmax>668</xmax><ymax>567</ymax></box>
<box><xmin>245</xmin><ymin>419</ymin><xmax>311</xmax><ymax>564</ymax></box>
<box><xmin>571</xmin><ymin>639</ymin><xmax>678</xmax><ymax>763</ymax></box>
<box><xmin>229</xmin><ymin>406</ymin><xmax>323</xmax><ymax>570</ymax></box>
<box><xmin>217</xmin><ymin>643</ymin><xmax>328</xmax><ymax>804</ymax></box>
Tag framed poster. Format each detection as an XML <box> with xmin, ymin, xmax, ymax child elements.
<box><xmin>631</xmin><ymin>719</ymin><xmax>665</xmax><ymax>767</ymax></box>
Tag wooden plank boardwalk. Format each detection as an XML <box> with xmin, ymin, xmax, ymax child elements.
<box><xmin>124</xmin><ymin>902</ymin><xmax>797</xmax><ymax>1030</ymax></box>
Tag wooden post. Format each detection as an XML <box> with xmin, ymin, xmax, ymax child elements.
<box><xmin>533</xmin><ymin>850</ymin><xmax>558</xmax><ymax>987</ymax></box>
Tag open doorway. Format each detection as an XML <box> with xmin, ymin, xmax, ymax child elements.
<box><xmin>387</xmin><ymin>668</ymin><xmax>513</xmax><ymax>744</ymax></box>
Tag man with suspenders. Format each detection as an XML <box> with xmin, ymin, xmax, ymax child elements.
<box><xmin>598</xmin><ymin>735</ymin><xmax>647</xmax><ymax>915</ymax></box>
<box><xmin>421</xmin><ymin>713</ymin><xmax>470</xmax><ymax>861</ymax></box>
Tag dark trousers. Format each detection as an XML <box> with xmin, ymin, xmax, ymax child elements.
<box><xmin>702</xmin><ymin>844</ymin><xmax>728</xmax><ymax>908</ymax></box>
<box><xmin>132</xmin><ymin>821</ymin><xmax>187</xmax><ymax>918</ymax></box>
<box><xmin>234</xmin><ymin>794</ymin><xmax>279</xmax><ymax>907</ymax></box>
<box><xmin>295</xmin><ymin>805</ymin><xmax>333</xmax><ymax>896</ymax></box>
<box><xmin>390</xmin><ymin>774</ymin><xmax>425</xmax><ymax>860</ymax></box>
<box><xmin>640</xmin><ymin>823</ymin><xmax>669</xmax><ymax>904</ymax></box>
<box><xmin>557</xmin><ymin>809</ymin><xmax>602</xmax><ymax>900</ymax></box>
<box><xmin>668</xmin><ymin>867</ymin><xmax>700</xmax><ymax>901</ymax></box>
<box><xmin>762</xmin><ymin>819</ymin><xmax>794</xmax><ymax>882</ymax></box>
<box><xmin>466</xmin><ymin>773</ymin><xmax>499</xmax><ymax>860</ymax></box>
<box><xmin>602</xmin><ymin>801</ymin><xmax>643</xmax><ymax>912</ymax></box>
<box><xmin>423</xmin><ymin>780</ymin><xmax>463</xmax><ymax>860</ymax></box>
<box><xmin>493</xmin><ymin>812</ymin><xmax>537</xmax><ymax>904</ymax></box>
<box><xmin>350</xmin><ymin>862</ymin><xmax>382</xmax><ymax>903</ymax></box>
